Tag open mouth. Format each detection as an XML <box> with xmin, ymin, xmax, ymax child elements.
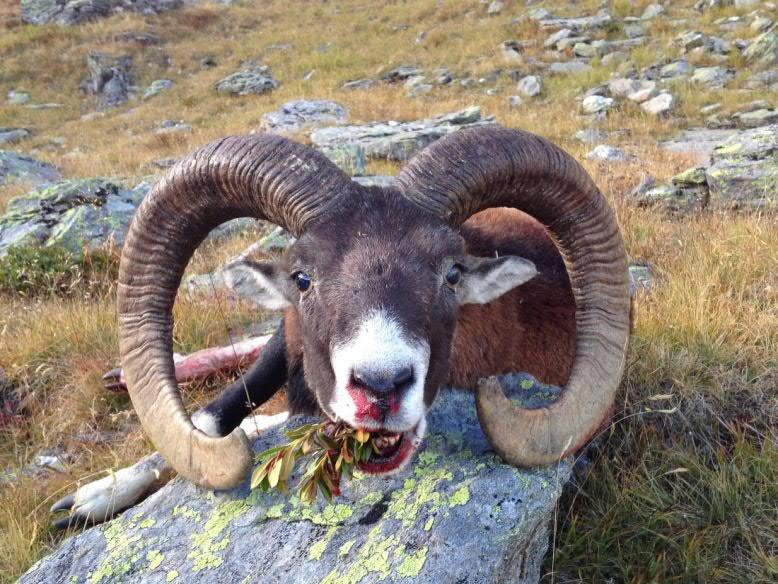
<box><xmin>356</xmin><ymin>423</ymin><xmax>423</xmax><ymax>475</ymax></box>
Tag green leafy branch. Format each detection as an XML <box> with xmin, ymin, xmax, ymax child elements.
<box><xmin>251</xmin><ymin>422</ymin><xmax>375</xmax><ymax>504</ymax></box>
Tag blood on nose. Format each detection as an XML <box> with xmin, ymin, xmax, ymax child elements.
<box><xmin>349</xmin><ymin>366</ymin><xmax>414</xmax><ymax>421</ymax></box>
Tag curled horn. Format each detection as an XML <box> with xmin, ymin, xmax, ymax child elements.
<box><xmin>397</xmin><ymin>126</ymin><xmax>630</xmax><ymax>466</ymax></box>
<box><xmin>119</xmin><ymin>134</ymin><xmax>354</xmax><ymax>489</ymax></box>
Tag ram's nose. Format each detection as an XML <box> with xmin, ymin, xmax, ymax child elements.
<box><xmin>351</xmin><ymin>366</ymin><xmax>414</xmax><ymax>396</ymax></box>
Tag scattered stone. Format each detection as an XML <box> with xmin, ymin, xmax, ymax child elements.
<box><xmin>153</xmin><ymin>120</ymin><xmax>192</xmax><ymax>135</ymax></box>
<box><xmin>586</xmin><ymin>144</ymin><xmax>631</xmax><ymax>162</ymax></box>
<box><xmin>83</xmin><ymin>52</ymin><xmax>134</xmax><ymax>108</ymax></box>
<box><xmin>744</xmin><ymin>30</ymin><xmax>778</xmax><ymax>68</ymax></box>
<box><xmin>608</xmin><ymin>78</ymin><xmax>656</xmax><ymax>103</ymax></box>
<box><xmin>641</xmin><ymin>92</ymin><xmax>677</xmax><ymax>116</ymax></box>
<box><xmin>641</xmin><ymin>3</ymin><xmax>664</xmax><ymax>20</ymax></box>
<box><xmin>691</xmin><ymin>66</ymin><xmax>735</xmax><ymax>88</ymax></box>
<box><xmin>310</xmin><ymin>107</ymin><xmax>495</xmax><ymax>163</ymax></box>
<box><xmin>745</xmin><ymin>69</ymin><xmax>778</xmax><ymax>89</ymax></box>
<box><xmin>751</xmin><ymin>15</ymin><xmax>773</xmax><ymax>33</ymax></box>
<box><xmin>517</xmin><ymin>75</ymin><xmax>543</xmax><ymax>97</ymax></box>
<box><xmin>216</xmin><ymin>67</ymin><xmax>278</xmax><ymax>96</ymax></box>
<box><xmin>508</xmin><ymin>95</ymin><xmax>523</xmax><ymax>108</ymax></box>
<box><xmin>629</xmin><ymin>263</ymin><xmax>655</xmax><ymax>295</ymax></box>
<box><xmin>23</xmin><ymin>388</ymin><xmax>570</xmax><ymax>584</ymax></box>
<box><xmin>660</xmin><ymin>127</ymin><xmax>740</xmax><ymax>164</ymax></box>
<box><xmin>21</xmin><ymin>0</ymin><xmax>182</xmax><ymax>26</ymax></box>
<box><xmin>7</xmin><ymin>90</ymin><xmax>31</xmax><ymax>105</ymax></box>
<box><xmin>142</xmin><ymin>79</ymin><xmax>173</xmax><ymax>100</ymax></box>
<box><xmin>602</xmin><ymin>51</ymin><xmax>630</xmax><ymax>67</ymax></box>
<box><xmin>0</xmin><ymin>128</ymin><xmax>31</xmax><ymax>145</ymax></box>
<box><xmin>150</xmin><ymin>158</ymin><xmax>177</xmax><ymax>169</ymax></box>
<box><xmin>381</xmin><ymin>66</ymin><xmax>422</xmax><ymax>84</ymax></box>
<box><xmin>660</xmin><ymin>59</ymin><xmax>694</xmax><ymax>79</ymax></box>
<box><xmin>199</xmin><ymin>55</ymin><xmax>218</xmax><ymax>69</ymax></box>
<box><xmin>624</xmin><ymin>23</ymin><xmax>646</xmax><ymax>38</ymax></box>
<box><xmin>548</xmin><ymin>61</ymin><xmax>592</xmax><ymax>75</ymax></box>
<box><xmin>0</xmin><ymin>151</ymin><xmax>60</xmax><ymax>188</ymax></box>
<box><xmin>700</xmin><ymin>103</ymin><xmax>722</xmax><ymax>115</ymax></box>
<box><xmin>574</xmin><ymin>128</ymin><xmax>607</xmax><ymax>143</ymax></box>
<box><xmin>733</xmin><ymin>108</ymin><xmax>778</xmax><ymax>128</ymax></box>
<box><xmin>500</xmin><ymin>40</ymin><xmax>525</xmax><ymax>63</ymax></box>
<box><xmin>676</xmin><ymin>31</ymin><xmax>730</xmax><ymax>55</ymax></box>
<box><xmin>261</xmin><ymin>100</ymin><xmax>348</xmax><ymax>134</ymax></box>
<box><xmin>556</xmin><ymin>36</ymin><xmax>591</xmax><ymax>51</ymax></box>
<box><xmin>341</xmin><ymin>78</ymin><xmax>376</xmax><ymax>91</ymax></box>
<box><xmin>433</xmin><ymin>68</ymin><xmax>453</xmax><ymax>85</ymax></box>
<box><xmin>487</xmin><ymin>0</ymin><xmax>503</xmax><ymax>15</ymax></box>
<box><xmin>628</xmin><ymin>182</ymin><xmax>707</xmax><ymax>214</ymax></box>
<box><xmin>581</xmin><ymin>95</ymin><xmax>615</xmax><ymax>114</ymax></box>
<box><xmin>544</xmin><ymin>28</ymin><xmax>573</xmax><ymax>49</ymax></box>
<box><xmin>539</xmin><ymin>10</ymin><xmax>613</xmax><ymax>32</ymax></box>
<box><xmin>80</xmin><ymin>111</ymin><xmax>106</xmax><ymax>122</ymax></box>
<box><xmin>0</xmin><ymin>179</ymin><xmax>150</xmax><ymax>257</ymax></box>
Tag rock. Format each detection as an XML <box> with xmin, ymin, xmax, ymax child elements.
<box><xmin>544</xmin><ymin>28</ymin><xmax>573</xmax><ymax>48</ymax></box>
<box><xmin>341</xmin><ymin>79</ymin><xmax>376</xmax><ymax>91</ymax></box>
<box><xmin>381</xmin><ymin>66</ymin><xmax>422</xmax><ymax>84</ymax></box>
<box><xmin>318</xmin><ymin>144</ymin><xmax>367</xmax><ymax>176</ymax></box>
<box><xmin>7</xmin><ymin>90</ymin><xmax>31</xmax><ymax>105</ymax></box>
<box><xmin>641</xmin><ymin>93</ymin><xmax>677</xmax><ymax>116</ymax></box>
<box><xmin>660</xmin><ymin>128</ymin><xmax>740</xmax><ymax>164</ymax></box>
<box><xmin>260</xmin><ymin>100</ymin><xmax>348</xmax><ymax>135</ymax></box>
<box><xmin>733</xmin><ymin>108</ymin><xmax>778</xmax><ymax>129</ymax></box>
<box><xmin>0</xmin><ymin>150</ymin><xmax>60</xmax><ymax>187</ymax></box>
<box><xmin>586</xmin><ymin>144</ymin><xmax>631</xmax><ymax>162</ymax></box>
<box><xmin>745</xmin><ymin>69</ymin><xmax>778</xmax><ymax>89</ymax></box>
<box><xmin>84</xmin><ymin>53</ymin><xmax>134</xmax><ymax>108</ymax></box>
<box><xmin>216</xmin><ymin>67</ymin><xmax>278</xmax><ymax>96</ymax></box>
<box><xmin>601</xmin><ymin>51</ymin><xmax>630</xmax><ymax>67</ymax></box>
<box><xmin>143</xmin><ymin>79</ymin><xmax>173</xmax><ymax>100</ymax></box>
<box><xmin>676</xmin><ymin>31</ymin><xmax>730</xmax><ymax>55</ymax></box>
<box><xmin>0</xmin><ymin>179</ymin><xmax>150</xmax><ymax>257</ymax></box>
<box><xmin>608</xmin><ymin>78</ymin><xmax>656</xmax><ymax>103</ymax></box>
<box><xmin>487</xmin><ymin>1</ymin><xmax>503</xmax><ymax>15</ymax></box>
<box><xmin>581</xmin><ymin>95</ymin><xmax>614</xmax><ymax>114</ymax></box>
<box><xmin>548</xmin><ymin>61</ymin><xmax>592</xmax><ymax>75</ymax></box>
<box><xmin>744</xmin><ymin>30</ymin><xmax>778</xmax><ymax>68</ymax></box>
<box><xmin>539</xmin><ymin>10</ymin><xmax>613</xmax><ymax>32</ymax></box>
<box><xmin>641</xmin><ymin>3</ymin><xmax>664</xmax><ymax>19</ymax></box>
<box><xmin>310</xmin><ymin>107</ymin><xmax>495</xmax><ymax>163</ymax></box>
<box><xmin>508</xmin><ymin>95</ymin><xmax>524</xmax><ymax>108</ymax></box>
<box><xmin>23</xmin><ymin>386</ymin><xmax>570</xmax><ymax>584</ymax></box>
<box><xmin>574</xmin><ymin>128</ymin><xmax>607</xmax><ymax>143</ymax></box>
<box><xmin>0</xmin><ymin>128</ymin><xmax>31</xmax><ymax>145</ymax></box>
<box><xmin>556</xmin><ymin>36</ymin><xmax>591</xmax><ymax>51</ymax></box>
<box><xmin>690</xmin><ymin>66</ymin><xmax>735</xmax><ymax>88</ymax></box>
<box><xmin>624</xmin><ymin>23</ymin><xmax>645</xmax><ymax>38</ymax></box>
<box><xmin>352</xmin><ymin>176</ymin><xmax>396</xmax><ymax>188</ymax></box>
<box><xmin>153</xmin><ymin>121</ymin><xmax>192</xmax><ymax>135</ymax></box>
<box><xmin>517</xmin><ymin>75</ymin><xmax>542</xmax><ymax>97</ymax></box>
<box><xmin>500</xmin><ymin>40</ymin><xmax>525</xmax><ymax>63</ymax></box>
<box><xmin>706</xmin><ymin>125</ymin><xmax>778</xmax><ymax>209</ymax></box>
<box><xmin>660</xmin><ymin>60</ymin><xmax>694</xmax><ymax>79</ymax></box>
<box><xmin>21</xmin><ymin>0</ymin><xmax>182</xmax><ymax>26</ymax></box>
<box><xmin>629</xmin><ymin>263</ymin><xmax>655</xmax><ymax>295</ymax></box>
<box><xmin>628</xmin><ymin>182</ymin><xmax>708</xmax><ymax>214</ymax></box>
<box><xmin>751</xmin><ymin>15</ymin><xmax>774</xmax><ymax>33</ymax></box>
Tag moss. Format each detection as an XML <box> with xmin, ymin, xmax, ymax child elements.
<box><xmin>308</xmin><ymin>526</ymin><xmax>339</xmax><ymax>560</ymax></box>
<box><xmin>187</xmin><ymin>500</ymin><xmax>250</xmax><ymax>572</ymax></box>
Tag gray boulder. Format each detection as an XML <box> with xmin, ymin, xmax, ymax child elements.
<box><xmin>0</xmin><ymin>128</ymin><xmax>31</xmax><ymax>145</ymax></box>
<box><xmin>538</xmin><ymin>10</ymin><xmax>612</xmax><ymax>32</ymax></box>
<box><xmin>21</xmin><ymin>0</ymin><xmax>182</xmax><ymax>26</ymax></box>
<box><xmin>310</xmin><ymin>107</ymin><xmax>495</xmax><ymax>163</ymax></box>
<box><xmin>216</xmin><ymin>67</ymin><xmax>278</xmax><ymax>96</ymax></box>
<box><xmin>84</xmin><ymin>53</ymin><xmax>134</xmax><ymax>108</ymax></box>
<box><xmin>261</xmin><ymin>100</ymin><xmax>348</xmax><ymax>134</ymax></box>
<box><xmin>690</xmin><ymin>66</ymin><xmax>734</xmax><ymax>88</ymax></box>
<box><xmin>732</xmin><ymin>108</ymin><xmax>778</xmax><ymax>129</ymax></box>
<box><xmin>23</xmin><ymin>385</ymin><xmax>570</xmax><ymax>584</ymax></box>
<box><xmin>0</xmin><ymin>179</ymin><xmax>150</xmax><ymax>257</ymax></box>
<box><xmin>744</xmin><ymin>29</ymin><xmax>778</xmax><ymax>68</ymax></box>
<box><xmin>143</xmin><ymin>79</ymin><xmax>173</xmax><ymax>100</ymax></box>
<box><xmin>0</xmin><ymin>150</ymin><xmax>60</xmax><ymax>187</ymax></box>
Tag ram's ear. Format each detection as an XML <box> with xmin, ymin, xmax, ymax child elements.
<box><xmin>223</xmin><ymin>259</ymin><xmax>291</xmax><ymax>310</ymax></box>
<box><xmin>458</xmin><ymin>255</ymin><xmax>537</xmax><ymax>305</ymax></box>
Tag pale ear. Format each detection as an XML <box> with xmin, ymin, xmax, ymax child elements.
<box><xmin>223</xmin><ymin>259</ymin><xmax>291</xmax><ymax>310</ymax></box>
<box><xmin>458</xmin><ymin>255</ymin><xmax>537</xmax><ymax>305</ymax></box>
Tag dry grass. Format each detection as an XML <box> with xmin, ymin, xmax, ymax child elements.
<box><xmin>1</xmin><ymin>0</ymin><xmax>776</xmax><ymax>581</ymax></box>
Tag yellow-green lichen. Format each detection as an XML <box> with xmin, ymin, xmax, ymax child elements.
<box><xmin>139</xmin><ymin>518</ymin><xmax>156</xmax><ymax>529</ymax></box>
<box><xmin>395</xmin><ymin>546</ymin><xmax>428</xmax><ymax>578</ymax></box>
<box><xmin>146</xmin><ymin>550</ymin><xmax>163</xmax><ymax>571</ymax></box>
<box><xmin>166</xmin><ymin>570</ymin><xmax>178</xmax><ymax>582</ymax></box>
<box><xmin>309</xmin><ymin>526</ymin><xmax>339</xmax><ymax>560</ymax></box>
<box><xmin>338</xmin><ymin>540</ymin><xmax>356</xmax><ymax>557</ymax></box>
<box><xmin>187</xmin><ymin>500</ymin><xmax>250</xmax><ymax>572</ymax></box>
<box><xmin>172</xmin><ymin>506</ymin><xmax>202</xmax><ymax>522</ymax></box>
<box><xmin>449</xmin><ymin>485</ymin><xmax>470</xmax><ymax>506</ymax></box>
<box><xmin>320</xmin><ymin>526</ymin><xmax>396</xmax><ymax>584</ymax></box>
<box><xmin>423</xmin><ymin>516</ymin><xmax>434</xmax><ymax>531</ymax></box>
<box><xmin>89</xmin><ymin>515</ymin><xmax>158</xmax><ymax>584</ymax></box>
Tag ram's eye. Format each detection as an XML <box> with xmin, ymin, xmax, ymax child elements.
<box><xmin>445</xmin><ymin>264</ymin><xmax>462</xmax><ymax>287</ymax></box>
<box><xmin>293</xmin><ymin>271</ymin><xmax>312</xmax><ymax>292</ymax></box>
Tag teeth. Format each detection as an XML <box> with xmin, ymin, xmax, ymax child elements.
<box><xmin>373</xmin><ymin>434</ymin><xmax>400</xmax><ymax>451</ymax></box>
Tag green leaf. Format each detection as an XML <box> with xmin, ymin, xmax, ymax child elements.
<box><xmin>268</xmin><ymin>458</ymin><xmax>283</xmax><ymax>488</ymax></box>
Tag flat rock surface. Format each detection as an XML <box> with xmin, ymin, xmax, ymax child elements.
<box><xmin>24</xmin><ymin>384</ymin><xmax>570</xmax><ymax>584</ymax></box>
<box><xmin>0</xmin><ymin>150</ymin><xmax>60</xmax><ymax>187</ymax></box>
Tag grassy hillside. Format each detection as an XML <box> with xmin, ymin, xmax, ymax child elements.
<box><xmin>1</xmin><ymin>0</ymin><xmax>776</xmax><ymax>581</ymax></box>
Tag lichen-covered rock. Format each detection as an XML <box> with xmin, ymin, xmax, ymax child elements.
<box><xmin>261</xmin><ymin>100</ymin><xmax>349</xmax><ymax>134</ymax></box>
<box><xmin>23</xmin><ymin>386</ymin><xmax>569</xmax><ymax>584</ymax></box>
<box><xmin>21</xmin><ymin>0</ymin><xmax>182</xmax><ymax>26</ymax></box>
<box><xmin>310</xmin><ymin>107</ymin><xmax>495</xmax><ymax>163</ymax></box>
<box><xmin>215</xmin><ymin>67</ymin><xmax>278</xmax><ymax>96</ymax></box>
<box><xmin>0</xmin><ymin>150</ymin><xmax>60</xmax><ymax>187</ymax></box>
<box><xmin>744</xmin><ymin>29</ymin><xmax>778</xmax><ymax>68</ymax></box>
<box><xmin>0</xmin><ymin>128</ymin><xmax>31</xmax><ymax>145</ymax></box>
<box><xmin>0</xmin><ymin>179</ymin><xmax>150</xmax><ymax>257</ymax></box>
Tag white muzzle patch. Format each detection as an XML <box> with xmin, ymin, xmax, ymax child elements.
<box><xmin>329</xmin><ymin>309</ymin><xmax>430</xmax><ymax>432</ymax></box>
